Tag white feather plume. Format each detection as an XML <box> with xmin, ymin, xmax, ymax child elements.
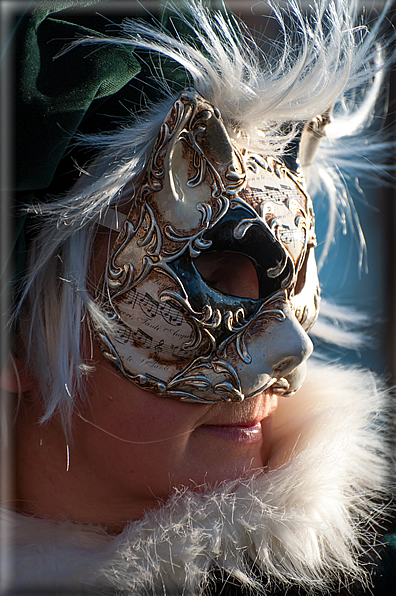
<box><xmin>17</xmin><ymin>0</ymin><xmax>395</xmax><ymax>428</ymax></box>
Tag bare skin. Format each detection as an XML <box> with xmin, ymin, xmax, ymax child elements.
<box><xmin>14</xmin><ymin>352</ymin><xmax>277</xmax><ymax>532</ymax></box>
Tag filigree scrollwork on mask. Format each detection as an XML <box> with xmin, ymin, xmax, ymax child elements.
<box><xmin>95</xmin><ymin>89</ymin><xmax>319</xmax><ymax>403</ymax></box>
<box><xmin>218</xmin><ymin>292</ymin><xmax>287</xmax><ymax>364</ymax></box>
<box><xmin>166</xmin><ymin>356</ymin><xmax>244</xmax><ymax>402</ymax></box>
<box><xmin>105</xmin><ymin>202</ymin><xmax>162</xmax><ymax>299</ymax></box>
<box><xmin>133</xmin><ymin>91</ymin><xmax>246</xmax><ymax>267</ymax></box>
<box><xmin>162</xmin><ymin>202</ymin><xmax>214</xmax><ymax>261</ymax></box>
<box><xmin>106</xmin><ymin>221</ymin><xmax>137</xmax><ymax>291</ymax></box>
<box><xmin>159</xmin><ymin>288</ymin><xmax>222</xmax><ymax>352</ymax></box>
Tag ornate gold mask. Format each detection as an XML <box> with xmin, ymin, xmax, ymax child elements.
<box><xmin>95</xmin><ymin>90</ymin><xmax>319</xmax><ymax>402</ymax></box>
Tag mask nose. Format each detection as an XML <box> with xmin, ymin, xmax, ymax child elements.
<box><xmin>266</xmin><ymin>303</ymin><xmax>313</xmax><ymax>381</ymax></box>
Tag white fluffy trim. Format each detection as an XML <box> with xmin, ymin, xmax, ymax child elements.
<box><xmin>2</xmin><ymin>360</ymin><xmax>393</xmax><ymax>594</ymax></box>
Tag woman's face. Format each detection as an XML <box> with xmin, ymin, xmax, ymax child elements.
<box><xmin>10</xmin><ymin>232</ymin><xmax>279</xmax><ymax>531</ymax></box>
<box><xmin>15</xmin><ymin>307</ymin><xmax>278</xmax><ymax>533</ymax></box>
<box><xmin>15</xmin><ymin>217</ymin><xmax>307</xmax><ymax>531</ymax></box>
<box><xmin>51</xmin><ymin>214</ymin><xmax>315</xmax><ymax>530</ymax></box>
<box><xmin>72</xmin><ymin>342</ymin><xmax>277</xmax><ymax>528</ymax></box>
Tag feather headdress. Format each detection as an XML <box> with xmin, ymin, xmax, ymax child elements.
<box><xmin>16</xmin><ymin>0</ymin><xmax>395</xmax><ymax>427</ymax></box>
<box><xmin>62</xmin><ymin>0</ymin><xmax>394</xmax><ymax>239</ymax></box>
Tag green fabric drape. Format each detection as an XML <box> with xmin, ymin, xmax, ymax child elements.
<box><xmin>14</xmin><ymin>1</ymin><xmax>140</xmax><ymax>191</ymax></box>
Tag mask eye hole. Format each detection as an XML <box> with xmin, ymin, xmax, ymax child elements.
<box><xmin>194</xmin><ymin>251</ymin><xmax>259</xmax><ymax>300</ymax></box>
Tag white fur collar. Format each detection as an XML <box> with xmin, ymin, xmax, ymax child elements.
<box><xmin>2</xmin><ymin>360</ymin><xmax>393</xmax><ymax>594</ymax></box>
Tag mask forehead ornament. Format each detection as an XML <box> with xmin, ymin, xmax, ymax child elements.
<box><xmin>95</xmin><ymin>89</ymin><xmax>320</xmax><ymax>402</ymax></box>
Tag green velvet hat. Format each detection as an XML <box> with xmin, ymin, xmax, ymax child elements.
<box><xmin>14</xmin><ymin>1</ymin><xmax>141</xmax><ymax>192</ymax></box>
<box><xmin>6</xmin><ymin>0</ymin><xmax>226</xmax><ymax>319</ymax></box>
<box><xmin>13</xmin><ymin>0</ymin><xmax>224</xmax><ymax>193</ymax></box>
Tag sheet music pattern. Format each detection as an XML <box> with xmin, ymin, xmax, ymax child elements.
<box><xmin>278</xmin><ymin>227</ymin><xmax>305</xmax><ymax>248</ymax></box>
<box><xmin>121</xmin><ymin>288</ymin><xmax>185</xmax><ymax>326</ymax></box>
<box><xmin>114</xmin><ymin>322</ymin><xmax>194</xmax><ymax>360</ymax></box>
<box><xmin>113</xmin><ymin>285</ymin><xmax>195</xmax><ymax>367</ymax></box>
<box><xmin>240</xmin><ymin>187</ymin><xmax>306</xmax><ymax>252</ymax></box>
<box><xmin>241</xmin><ymin>186</ymin><xmax>304</xmax><ymax>209</ymax></box>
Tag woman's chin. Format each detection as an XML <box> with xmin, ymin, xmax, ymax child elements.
<box><xmin>187</xmin><ymin>419</ymin><xmax>272</xmax><ymax>487</ymax></box>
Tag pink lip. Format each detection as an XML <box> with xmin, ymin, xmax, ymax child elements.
<box><xmin>199</xmin><ymin>421</ymin><xmax>263</xmax><ymax>442</ymax></box>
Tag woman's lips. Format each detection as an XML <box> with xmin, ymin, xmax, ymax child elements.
<box><xmin>199</xmin><ymin>420</ymin><xmax>263</xmax><ymax>442</ymax></box>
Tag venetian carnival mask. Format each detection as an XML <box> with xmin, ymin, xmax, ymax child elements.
<box><xmin>95</xmin><ymin>89</ymin><xmax>321</xmax><ymax>403</ymax></box>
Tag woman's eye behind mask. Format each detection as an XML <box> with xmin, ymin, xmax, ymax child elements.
<box><xmin>94</xmin><ymin>89</ymin><xmax>319</xmax><ymax>404</ymax></box>
<box><xmin>194</xmin><ymin>252</ymin><xmax>260</xmax><ymax>300</ymax></box>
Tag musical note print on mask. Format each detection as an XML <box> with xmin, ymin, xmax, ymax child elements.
<box><xmin>122</xmin><ymin>288</ymin><xmax>184</xmax><ymax>326</ymax></box>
